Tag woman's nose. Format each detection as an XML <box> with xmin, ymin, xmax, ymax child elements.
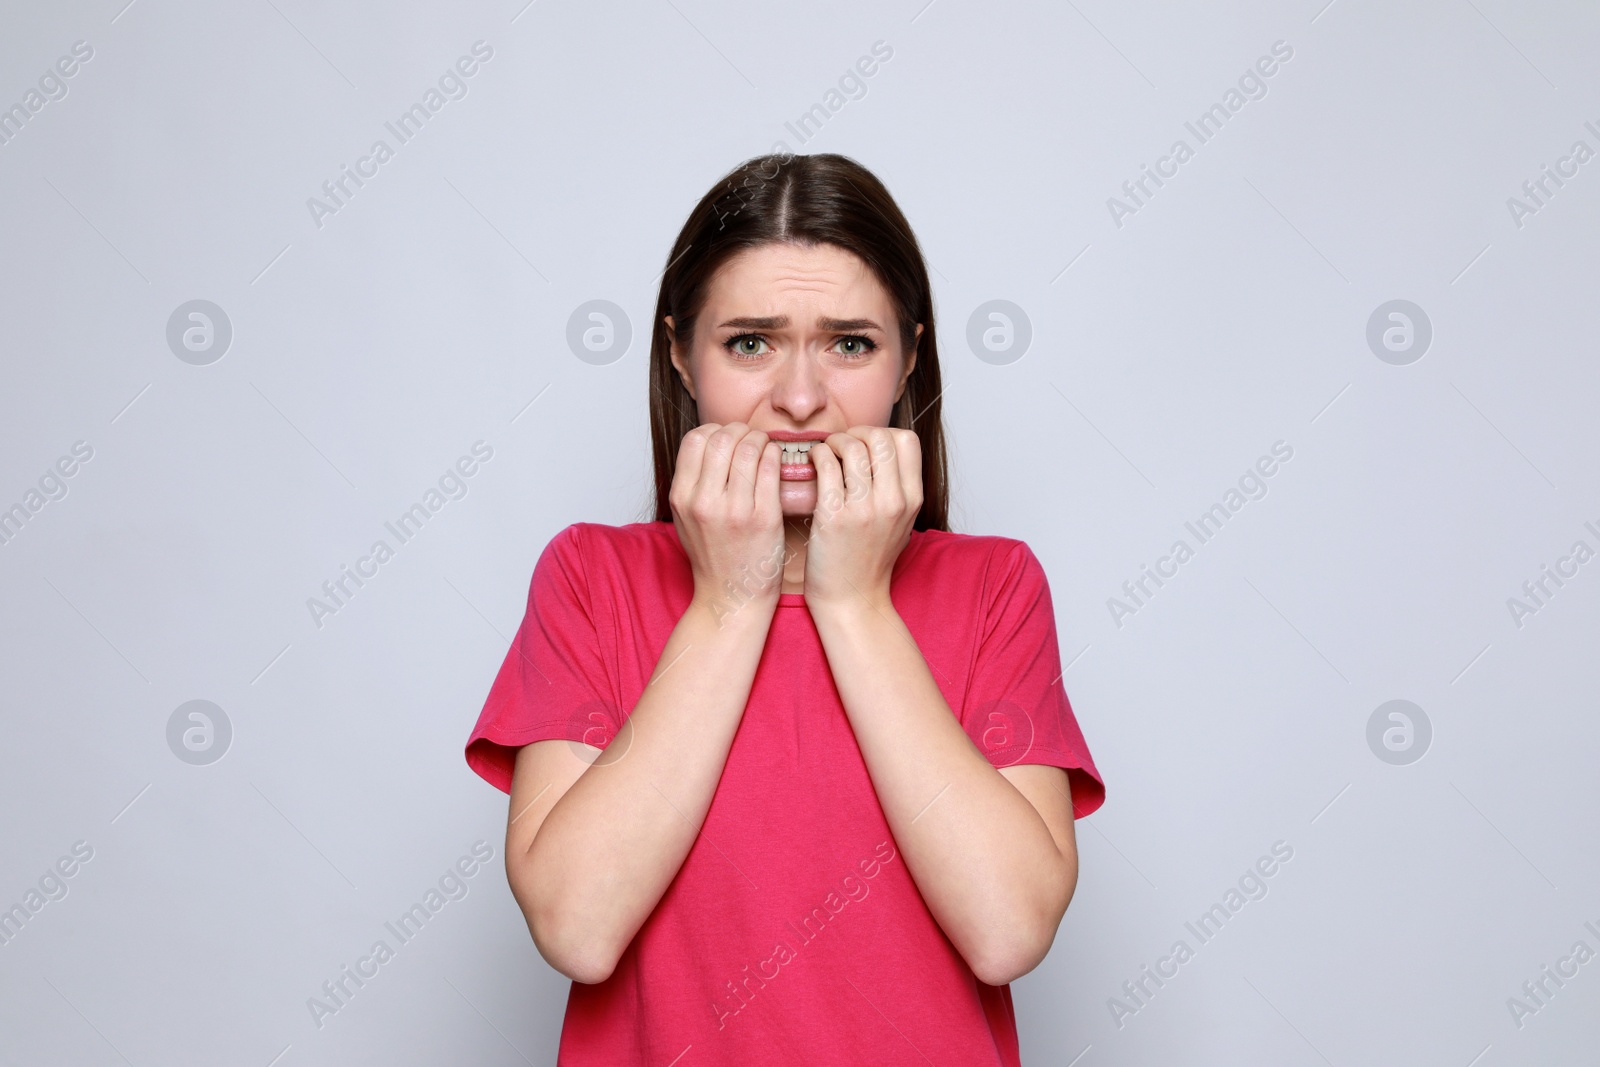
<box><xmin>769</xmin><ymin>351</ymin><xmax>826</xmax><ymax>421</ymax></box>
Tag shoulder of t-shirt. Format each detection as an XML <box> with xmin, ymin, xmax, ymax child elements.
<box><xmin>912</xmin><ymin>528</ymin><xmax>1039</xmax><ymax>587</ymax></box>
<box><xmin>543</xmin><ymin>519</ymin><xmax>676</xmax><ymax>562</ymax></box>
<box><xmin>537</xmin><ymin>520</ymin><xmax>681</xmax><ymax>603</ymax></box>
<box><xmin>909</xmin><ymin>531</ymin><xmax>1055</xmax><ymax>647</ymax></box>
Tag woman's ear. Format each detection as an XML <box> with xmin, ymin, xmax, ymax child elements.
<box><xmin>665</xmin><ymin>315</ymin><xmax>697</xmax><ymax>401</ymax></box>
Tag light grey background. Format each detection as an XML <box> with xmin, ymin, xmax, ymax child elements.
<box><xmin>2</xmin><ymin>1</ymin><xmax>1596</xmax><ymax>1064</ymax></box>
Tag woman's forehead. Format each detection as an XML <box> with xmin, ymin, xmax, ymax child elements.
<box><xmin>706</xmin><ymin>242</ymin><xmax>890</xmax><ymax>314</ymax></box>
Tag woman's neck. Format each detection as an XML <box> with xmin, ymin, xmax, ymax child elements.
<box><xmin>781</xmin><ymin>517</ymin><xmax>810</xmax><ymax>594</ymax></box>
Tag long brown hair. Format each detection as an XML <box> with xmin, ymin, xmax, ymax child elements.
<box><xmin>646</xmin><ymin>152</ymin><xmax>950</xmax><ymax>532</ymax></box>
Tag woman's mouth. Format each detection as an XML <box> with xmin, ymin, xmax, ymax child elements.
<box><xmin>778</xmin><ymin>441</ymin><xmax>817</xmax><ymax>481</ymax></box>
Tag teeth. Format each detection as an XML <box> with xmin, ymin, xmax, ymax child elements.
<box><xmin>778</xmin><ymin>441</ymin><xmax>816</xmax><ymax>464</ymax></box>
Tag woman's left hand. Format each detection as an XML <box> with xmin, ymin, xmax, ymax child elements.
<box><xmin>803</xmin><ymin>427</ymin><xmax>922</xmax><ymax>613</ymax></box>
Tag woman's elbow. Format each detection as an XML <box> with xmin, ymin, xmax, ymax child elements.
<box><xmin>971</xmin><ymin>868</ymin><xmax>1077</xmax><ymax>986</ymax></box>
<box><xmin>520</xmin><ymin>901</ymin><xmax>621</xmax><ymax>984</ymax></box>
<box><xmin>545</xmin><ymin>937</ymin><xmax>619</xmax><ymax>985</ymax></box>
<box><xmin>971</xmin><ymin>922</ymin><xmax>1057</xmax><ymax>986</ymax></box>
<box><xmin>508</xmin><ymin>863</ymin><xmax>621</xmax><ymax>984</ymax></box>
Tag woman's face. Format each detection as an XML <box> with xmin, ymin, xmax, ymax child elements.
<box><xmin>666</xmin><ymin>241</ymin><xmax>922</xmax><ymax>518</ymax></box>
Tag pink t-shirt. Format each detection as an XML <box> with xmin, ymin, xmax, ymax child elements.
<box><xmin>465</xmin><ymin>520</ymin><xmax>1105</xmax><ymax>1066</ymax></box>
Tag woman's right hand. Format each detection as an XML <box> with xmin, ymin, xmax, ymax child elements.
<box><xmin>668</xmin><ymin>422</ymin><xmax>785</xmax><ymax>621</ymax></box>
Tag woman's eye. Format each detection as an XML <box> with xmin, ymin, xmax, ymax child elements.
<box><xmin>724</xmin><ymin>334</ymin><xmax>770</xmax><ymax>358</ymax></box>
<box><xmin>836</xmin><ymin>335</ymin><xmax>878</xmax><ymax>358</ymax></box>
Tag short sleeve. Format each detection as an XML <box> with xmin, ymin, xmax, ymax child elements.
<box><xmin>464</xmin><ymin>524</ymin><xmax>619</xmax><ymax>794</ymax></box>
<box><xmin>962</xmin><ymin>540</ymin><xmax>1106</xmax><ymax>819</ymax></box>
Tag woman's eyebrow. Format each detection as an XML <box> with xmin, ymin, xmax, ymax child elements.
<box><xmin>717</xmin><ymin>315</ymin><xmax>884</xmax><ymax>332</ymax></box>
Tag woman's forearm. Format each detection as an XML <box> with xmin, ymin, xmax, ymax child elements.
<box><xmin>810</xmin><ymin>597</ymin><xmax>1074</xmax><ymax>986</ymax></box>
<box><xmin>511</xmin><ymin>594</ymin><xmax>774</xmax><ymax>982</ymax></box>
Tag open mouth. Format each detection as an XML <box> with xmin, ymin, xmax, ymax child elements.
<box><xmin>777</xmin><ymin>439</ymin><xmax>820</xmax><ymax>481</ymax></box>
<box><xmin>778</xmin><ymin>441</ymin><xmax>816</xmax><ymax>467</ymax></box>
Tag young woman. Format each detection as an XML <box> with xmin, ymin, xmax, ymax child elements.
<box><xmin>465</xmin><ymin>152</ymin><xmax>1106</xmax><ymax>1066</ymax></box>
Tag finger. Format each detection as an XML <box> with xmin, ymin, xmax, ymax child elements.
<box><xmin>830</xmin><ymin>431</ymin><xmax>872</xmax><ymax>505</ymax></box>
<box><xmin>729</xmin><ymin>427</ymin><xmax>768</xmax><ymax>503</ymax></box>
<box><xmin>699</xmin><ymin>421</ymin><xmax>746</xmax><ymax>498</ymax></box>
<box><xmin>753</xmin><ymin>439</ymin><xmax>781</xmax><ymax>525</ymax></box>
<box><xmin>894</xmin><ymin>429</ymin><xmax>922</xmax><ymax>510</ymax></box>
<box><xmin>672</xmin><ymin>424</ymin><xmax>718</xmax><ymax>502</ymax></box>
<box><xmin>862</xmin><ymin>427</ymin><xmax>902</xmax><ymax>510</ymax></box>
<box><xmin>810</xmin><ymin>440</ymin><xmax>845</xmax><ymax>528</ymax></box>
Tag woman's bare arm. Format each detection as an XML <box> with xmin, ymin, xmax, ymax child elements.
<box><xmin>504</xmin><ymin>595</ymin><xmax>775</xmax><ymax>983</ymax></box>
<box><xmin>802</xmin><ymin>428</ymin><xmax>1079</xmax><ymax>985</ymax></box>
<box><xmin>811</xmin><ymin>598</ymin><xmax>1078</xmax><ymax>986</ymax></box>
<box><xmin>503</xmin><ymin>421</ymin><xmax>785</xmax><ymax>984</ymax></box>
